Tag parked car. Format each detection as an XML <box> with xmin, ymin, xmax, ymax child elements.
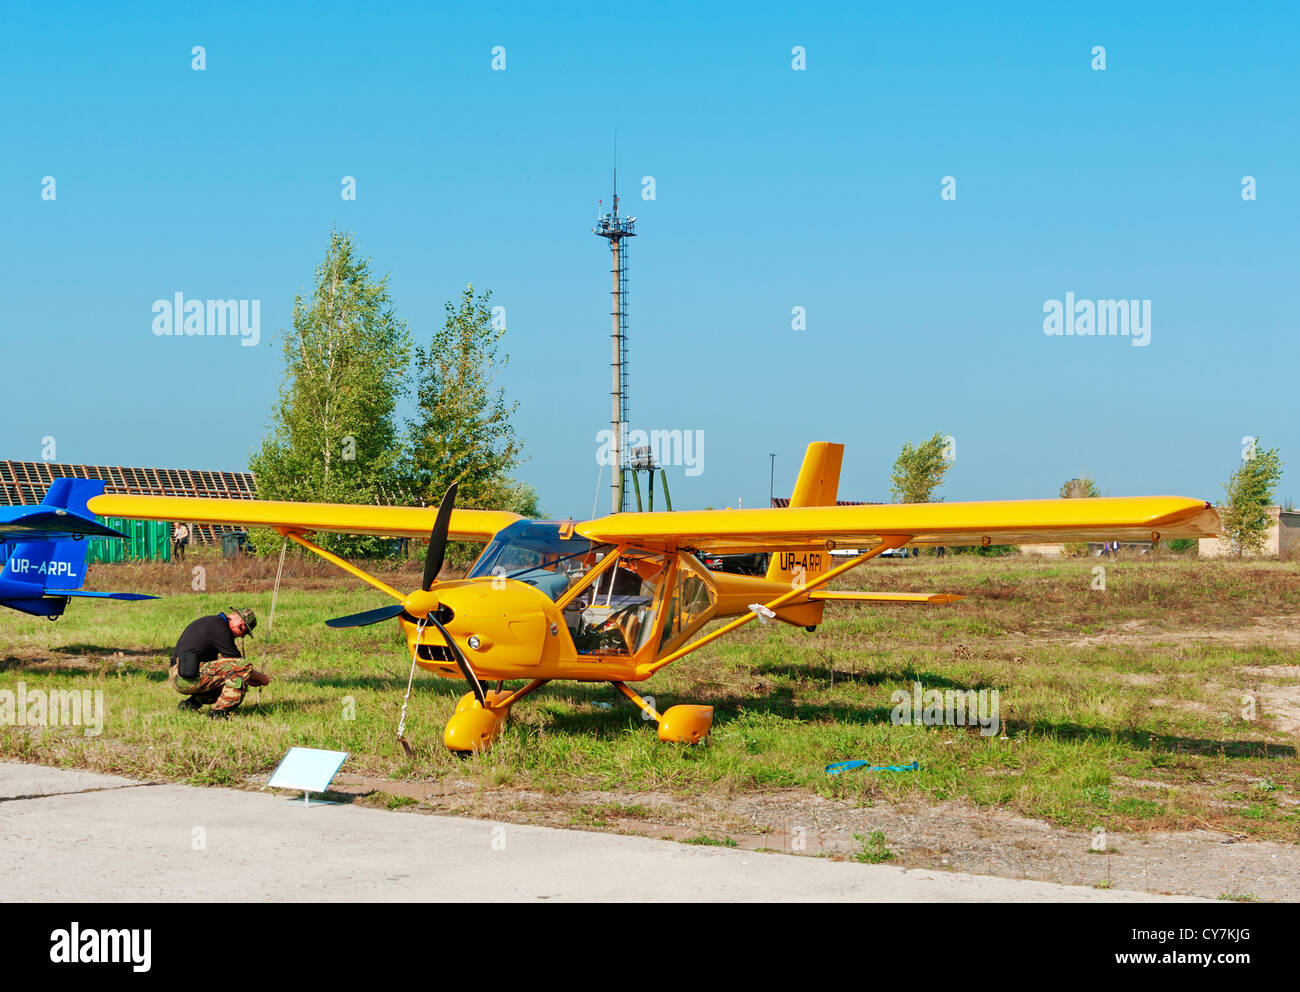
<box><xmin>696</xmin><ymin>551</ymin><xmax>770</xmax><ymax>576</ymax></box>
<box><xmin>832</xmin><ymin>546</ymin><xmax>913</xmax><ymax>559</ymax></box>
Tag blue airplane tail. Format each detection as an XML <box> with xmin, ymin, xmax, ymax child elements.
<box><xmin>42</xmin><ymin>477</ymin><xmax>85</xmax><ymax>513</ymax></box>
<box><xmin>0</xmin><ymin>480</ymin><xmax>157</xmax><ymax>618</ymax></box>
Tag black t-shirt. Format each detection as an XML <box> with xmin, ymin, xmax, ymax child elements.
<box><xmin>171</xmin><ymin>614</ymin><xmax>243</xmax><ymax>665</ymax></box>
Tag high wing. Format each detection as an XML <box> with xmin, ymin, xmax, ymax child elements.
<box><xmin>86</xmin><ymin>494</ymin><xmax>522</xmax><ymax>541</ymax></box>
<box><xmin>578</xmin><ymin>496</ymin><xmax>1220</xmax><ymax>553</ymax></box>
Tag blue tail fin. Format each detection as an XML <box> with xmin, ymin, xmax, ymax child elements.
<box><xmin>41</xmin><ymin>477</ymin><xmax>79</xmax><ymax>509</ymax></box>
<box><xmin>0</xmin><ymin>479</ymin><xmax>109</xmax><ymax>588</ymax></box>
<box><xmin>3</xmin><ymin>540</ymin><xmax>90</xmax><ymax>591</ymax></box>
<box><xmin>42</xmin><ymin>477</ymin><xmax>104</xmax><ymax>515</ymax></box>
<box><xmin>0</xmin><ymin>478</ymin><xmax>157</xmax><ymax>617</ymax></box>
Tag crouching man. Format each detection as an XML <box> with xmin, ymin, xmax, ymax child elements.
<box><xmin>169</xmin><ymin>607</ymin><xmax>270</xmax><ymax>720</ymax></box>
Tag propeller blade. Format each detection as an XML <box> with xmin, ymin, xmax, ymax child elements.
<box><xmin>423</xmin><ymin>482</ymin><xmax>458</xmax><ymax>590</ymax></box>
<box><xmin>325</xmin><ymin>604</ymin><xmax>407</xmax><ymax>629</ymax></box>
<box><xmin>428</xmin><ymin>613</ymin><xmax>485</xmax><ymax>705</ymax></box>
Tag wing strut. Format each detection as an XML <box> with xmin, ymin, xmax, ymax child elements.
<box><xmin>284</xmin><ymin>530</ymin><xmax>405</xmax><ymax>603</ymax></box>
<box><xmin>640</xmin><ymin>534</ymin><xmax>912</xmax><ymax>676</ymax></box>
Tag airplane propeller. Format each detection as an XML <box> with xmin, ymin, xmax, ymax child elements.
<box><xmin>324</xmin><ymin>604</ymin><xmax>405</xmax><ymax>629</ymax></box>
<box><xmin>422</xmin><ymin>481</ymin><xmax>456</xmax><ymax>591</ymax></box>
<box><xmin>321</xmin><ymin>482</ymin><xmax>484</xmax><ymax>704</ymax></box>
<box><xmin>324</xmin><ymin>483</ymin><xmax>459</xmax><ymax>630</ymax></box>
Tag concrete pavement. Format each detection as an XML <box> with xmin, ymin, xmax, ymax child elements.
<box><xmin>0</xmin><ymin>762</ymin><xmax>1202</xmax><ymax>902</ymax></box>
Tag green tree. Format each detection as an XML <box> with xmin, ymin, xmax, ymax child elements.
<box><xmin>1059</xmin><ymin>474</ymin><xmax>1102</xmax><ymax>499</ymax></box>
<box><xmin>406</xmin><ymin>284</ymin><xmax>539</xmax><ymax>519</ymax></box>
<box><xmin>890</xmin><ymin>432</ymin><xmax>952</xmax><ymax>503</ymax></box>
<box><xmin>1220</xmin><ymin>439</ymin><xmax>1284</xmax><ymax>556</ymax></box>
<box><xmin>1059</xmin><ymin>474</ymin><xmax>1102</xmax><ymax>556</ymax></box>
<box><xmin>249</xmin><ymin>228</ymin><xmax>412</xmax><ymax>554</ymax></box>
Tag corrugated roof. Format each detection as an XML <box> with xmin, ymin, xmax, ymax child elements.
<box><xmin>0</xmin><ymin>460</ymin><xmax>256</xmax><ymax>545</ymax></box>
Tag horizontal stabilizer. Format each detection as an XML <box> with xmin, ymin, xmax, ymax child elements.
<box><xmin>47</xmin><ymin>591</ymin><xmax>160</xmax><ymax>601</ymax></box>
<box><xmin>808</xmin><ymin>591</ymin><xmax>963</xmax><ymax>604</ymax></box>
<box><xmin>0</xmin><ymin>510</ymin><xmax>124</xmax><ymax>541</ymax></box>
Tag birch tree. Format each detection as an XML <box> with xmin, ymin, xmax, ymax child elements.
<box><xmin>406</xmin><ymin>284</ymin><xmax>538</xmax><ymax>516</ymax></box>
<box><xmin>250</xmin><ymin>228</ymin><xmax>411</xmax><ymax>553</ymax></box>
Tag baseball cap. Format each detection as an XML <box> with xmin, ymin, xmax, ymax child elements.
<box><xmin>229</xmin><ymin>607</ymin><xmax>257</xmax><ymax>636</ymax></box>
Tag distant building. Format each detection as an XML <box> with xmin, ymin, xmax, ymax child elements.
<box><xmin>1020</xmin><ymin>544</ymin><xmax>1066</xmax><ymax>558</ymax></box>
<box><xmin>1199</xmin><ymin>507</ymin><xmax>1300</xmax><ymax>558</ymax></box>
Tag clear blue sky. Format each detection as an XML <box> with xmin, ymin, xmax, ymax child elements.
<box><xmin>2</xmin><ymin>1</ymin><xmax>1296</xmax><ymax>517</ymax></box>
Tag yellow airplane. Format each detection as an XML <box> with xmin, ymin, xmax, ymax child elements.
<box><xmin>89</xmin><ymin>443</ymin><xmax>1220</xmax><ymax>753</ymax></box>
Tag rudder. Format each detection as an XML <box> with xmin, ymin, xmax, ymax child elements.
<box><xmin>765</xmin><ymin>442</ymin><xmax>844</xmax><ymax>587</ymax></box>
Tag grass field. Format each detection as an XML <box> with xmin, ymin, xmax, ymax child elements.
<box><xmin>3</xmin><ymin>550</ymin><xmax>1297</xmax><ymax>850</ymax></box>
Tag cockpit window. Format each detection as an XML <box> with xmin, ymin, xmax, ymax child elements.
<box><xmin>562</xmin><ymin>549</ymin><xmax>671</xmax><ymax>656</ymax></box>
<box><xmin>659</xmin><ymin>552</ymin><xmax>716</xmax><ymax>653</ymax></box>
<box><xmin>467</xmin><ymin>521</ymin><xmax>611</xmax><ymax>602</ymax></box>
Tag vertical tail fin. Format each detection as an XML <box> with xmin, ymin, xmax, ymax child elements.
<box><xmin>0</xmin><ymin>479</ymin><xmax>103</xmax><ymax>596</ymax></box>
<box><xmin>786</xmin><ymin>442</ymin><xmax>844</xmax><ymax>510</ymax></box>
<box><xmin>765</xmin><ymin>442</ymin><xmax>844</xmax><ymax>586</ymax></box>
<box><xmin>1</xmin><ymin>540</ymin><xmax>90</xmax><ymax>592</ymax></box>
<box><xmin>42</xmin><ymin>478</ymin><xmax>105</xmax><ymax>515</ymax></box>
<box><xmin>41</xmin><ymin>478</ymin><xmax>78</xmax><ymax>509</ymax></box>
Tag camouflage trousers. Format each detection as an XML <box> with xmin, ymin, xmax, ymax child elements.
<box><xmin>169</xmin><ymin>658</ymin><xmax>254</xmax><ymax>712</ymax></box>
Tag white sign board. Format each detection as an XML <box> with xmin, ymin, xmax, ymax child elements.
<box><xmin>267</xmin><ymin>747</ymin><xmax>348</xmax><ymax>804</ymax></box>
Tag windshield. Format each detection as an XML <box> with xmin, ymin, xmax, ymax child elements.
<box><xmin>467</xmin><ymin>520</ymin><xmax>610</xmax><ymax>601</ymax></box>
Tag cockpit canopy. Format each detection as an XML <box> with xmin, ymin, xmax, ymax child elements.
<box><xmin>468</xmin><ymin>520</ymin><xmax>717</xmax><ymax>660</ymax></box>
<box><xmin>467</xmin><ymin>521</ymin><xmax>610</xmax><ymax>601</ymax></box>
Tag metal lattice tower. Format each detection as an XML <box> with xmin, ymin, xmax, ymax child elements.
<box><xmin>593</xmin><ymin>170</ymin><xmax>636</xmax><ymax>512</ymax></box>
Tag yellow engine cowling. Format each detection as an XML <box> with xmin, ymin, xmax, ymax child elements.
<box><xmin>402</xmin><ymin>578</ymin><xmax>559</xmax><ymax>679</ymax></box>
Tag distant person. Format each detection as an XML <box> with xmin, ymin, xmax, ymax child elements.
<box><xmin>169</xmin><ymin>608</ymin><xmax>269</xmax><ymax>719</ymax></box>
<box><xmin>173</xmin><ymin>522</ymin><xmax>190</xmax><ymax>561</ymax></box>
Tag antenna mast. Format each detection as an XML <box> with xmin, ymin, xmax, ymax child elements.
<box><xmin>593</xmin><ymin>151</ymin><xmax>636</xmax><ymax>512</ymax></box>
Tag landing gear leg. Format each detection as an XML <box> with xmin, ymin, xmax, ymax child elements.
<box><xmin>611</xmin><ymin>682</ymin><xmax>714</xmax><ymax>745</ymax></box>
